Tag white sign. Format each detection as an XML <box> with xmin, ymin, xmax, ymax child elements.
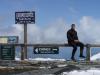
<box><xmin>15</xmin><ymin>11</ymin><xmax>35</xmax><ymax>24</ymax></box>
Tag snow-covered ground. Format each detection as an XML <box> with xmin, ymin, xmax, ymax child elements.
<box><xmin>15</xmin><ymin>56</ymin><xmax>100</xmax><ymax>75</ymax></box>
<box><xmin>61</xmin><ymin>53</ymin><xmax>100</xmax><ymax>75</ymax></box>
<box><xmin>62</xmin><ymin>68</ymin><xmax>100</xmax><ymax>75</ymax></box>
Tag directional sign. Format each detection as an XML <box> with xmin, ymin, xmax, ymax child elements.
<box><xmin>0</xmin><ymin>45</ymin><xmax>15</xmax><ymax>60</ymax></box>
<box><xmin>15</xmin><ymin>11</ymin><xmax>35</xmax><ymax>24</ymax></box>
<box><xmin>34</xmin><ymin>47</ymin><xmax>59</xmax><ymax>54</ymax></box>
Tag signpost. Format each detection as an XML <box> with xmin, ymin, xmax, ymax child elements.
<box><xmin>34</xmin><ymin>47</ymin><xmax>59</xmax><ymax>54</ymax></box>
<box><xmin>0</xmin><ymin>36</ymin><xmax>18</xmax><ymax>60</ymax></box>
<box><xmin>15</xmin><ymin>11</ymin><xmax>35</xmax><ymax>59</ymax></box>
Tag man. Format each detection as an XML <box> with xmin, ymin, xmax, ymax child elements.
<box><xmin>67</xmin><ymin>24</ymin><xmax>85</xmax><ymax>61</ymax></box>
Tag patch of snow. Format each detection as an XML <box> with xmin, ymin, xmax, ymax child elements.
<box><xmin>15</xmin><ymin>57</ymin><xmax>21</xmax><ymax>61</ymax></box>
<box><xmin>61</xmin><ymin>68</ymin><xmax>100</xmax><ymax>75</ymax></box>
<box><xmin>15</xmin><ymin>57</ymin><xmax>66</xmax><ymax>62</ymax></box>
<box><xmin>91</xmin><ymin>53</ymin><xmax>100</xmax><ymax>61</ymax></box>
<box><xmin>57</xmin><ymin>64</ymin><xmax>67</xmax><ymax>67</ymax></box>
<box><xmin>28</xmin><ymin>58</ymin><xmax>66</xmax><ymax>62</ymax></box>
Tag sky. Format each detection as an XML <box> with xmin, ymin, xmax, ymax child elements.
<box><xmin>1</xmin><ymin>0</ymin><xmax>100</xmax><ymax>25</ymax></box>
<box><xmin>0</xmin><ymin>0</ymin><xmax>100</xmax><ymax>59</ymax></box>
<box><xmin>0</xmin><ymin>0</ymin><xmax>100</xmax><ymax>44</ymax></box>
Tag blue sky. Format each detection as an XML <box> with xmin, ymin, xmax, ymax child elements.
<box><xmin>0</xmin><ymin>0</ymin><xmax>100</xmax><ymax>27</ymax></box>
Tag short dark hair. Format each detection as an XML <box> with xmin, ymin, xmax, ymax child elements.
<box><xmin>71</xmin><ymin>24</ymin><xmax>75</xmax><ymax>27</ymax></box>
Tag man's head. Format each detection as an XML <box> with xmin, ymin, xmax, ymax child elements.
<box><xmin>71</xmin><ymin>24</ymin><xmax>75</xmax><ymax>30</ymax></box>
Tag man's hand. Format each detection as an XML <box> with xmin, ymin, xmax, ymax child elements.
<box><xmin>74</xmin><ymin>40</ymin><xmax>79</xmax><ymax>42</ymax></box>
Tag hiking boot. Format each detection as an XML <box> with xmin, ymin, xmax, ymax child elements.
<box><xmin>79</xmin><ymin>55</ymin><xmax>85</xmax><ymax>58</ymax></box>
<box><xmin>71</xmin><ymin>57</ymin><xmax>77</xmax><ymax>62</ymax></box>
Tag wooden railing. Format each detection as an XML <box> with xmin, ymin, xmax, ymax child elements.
<box><xmin>0</xmin><ymin>43</ymin><xmax>99</xmax><ymax>61</ymax></box>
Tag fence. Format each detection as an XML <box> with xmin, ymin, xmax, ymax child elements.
<box><xmin>0</xmin><ymin>44</ymin><xmax>100</xmax><ymax>61</ymax></box>
<box><xmin>0</xmin><ymin>43</ymin><xmax>99</xmax><ymax>61</ymax></box>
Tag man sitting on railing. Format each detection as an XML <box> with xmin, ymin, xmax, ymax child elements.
<box><xmin>67</xmin><ymin>24</ymin><xmax>85</xmax><ymax>61</ymax></box>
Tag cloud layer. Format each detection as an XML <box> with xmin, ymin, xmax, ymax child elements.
<box><xmin>0</xmin><ymin>18</ymin><xmax>68</xmax><ymax>44</ymax></box>
<box><xmin>78</xmin><ymin>16</ymin><xmax>100</xmax><ymax>44</ymax></box>
<box><xmin>0</xmin><ymin>16</ymin><xmax>100</xmax><ymax>44</ymax></box>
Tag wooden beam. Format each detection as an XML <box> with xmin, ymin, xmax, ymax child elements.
<box><xmin>0</xmin><ymin>43</ymin><xmax>87</xmax><ymax>47</ymax></box>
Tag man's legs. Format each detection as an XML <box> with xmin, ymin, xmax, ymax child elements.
<box><xmin>76</xmin><ymin>42</ymin><xmax>85</xmax><ymax>58</ymax></box>
<box><xmin>71</xmin><ymin>44</ymin><xmax>77</xmax><ymax>60</ymax></box>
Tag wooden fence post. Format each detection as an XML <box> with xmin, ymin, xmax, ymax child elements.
<box><xmin>21</xmin><ymin>45</ymin><xmax>24</xmax><ymax>60</ymax></box>
<box><xmin>86</xmin><ymin>44</ymin><xmax>91</xmax><ymax>61</ymax></box>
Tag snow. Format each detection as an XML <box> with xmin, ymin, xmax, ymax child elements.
<box><xmin>15</xmin><ymin>57</ymin><xmax>21</xmax><ymax>61</ymax></box>
<box><xmin>28</xmin><ymin>58</ymin><xmax>66</xmax><ymax>61</ymax></box>
<box><xmin>62</xmin><ymin>68</ymin><xmax>100</xmax><ymax>75</ymax></box>
<box><xmin>91</xmin><ymin>53</ymin><xmax>100</xmax><ymax>61</ymax></box>
<box><xmin>15</xmin><ymin>57</ymin><xmax>66</xmax><ymax>62</ymax></box>
<box><xmin>57</xmin><ymin>64</ymin><xmax>67</xmax><ymax>67</ymax></box>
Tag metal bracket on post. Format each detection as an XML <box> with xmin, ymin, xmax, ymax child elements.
<box><xmin>86</xmin><ymin>44</ymin><xmax>91</xmax><ymax>62</ymax></box>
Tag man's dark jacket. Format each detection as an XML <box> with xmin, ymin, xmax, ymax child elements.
<box><xmin>67</xmin><ymin>29</ymin><xmax>78</xmax><ymax>45</ymax></box>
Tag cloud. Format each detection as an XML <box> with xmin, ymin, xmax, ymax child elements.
<box><xmin>43</xmin><ymin>18</ymin><xmax>68</xmax><ymax>43</ymax></box>
<box><xmin>78</xmin><ymin>16</ymin><xmax>100</xmax><ymax>44</ymax></box>
<box><xmin>0</xmin><ymin>16</ymin><xmax>100</xmax><ymax>44</ymax></box>
<box><xmin>0</xmin><ymin>24</ymin><xmax>23</xmax><ymax>43</ymax></box>
<box><xmin>27</xmin><ymin>18</ymin><xmax>68</xmax><ymax>44</ymax></box>
<box><xmin>0</xmin><ymin>18</ymin><xmax>68</xmax><ymax>44</ymax></box>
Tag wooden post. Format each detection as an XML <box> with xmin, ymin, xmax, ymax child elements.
<box><xmin>86</xmin><ymin>44</ymin><xmax>90</xmax><ymax>61</ymax></box>
<box><xmin>24</xmin><ymin>23</ymin><xmax>27</xmax><ymax>59</ymax></box>
<box><xmin>21</xmin><ymin>46</ymin><xmax>24</xmax><ymax>60</ymax></box>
